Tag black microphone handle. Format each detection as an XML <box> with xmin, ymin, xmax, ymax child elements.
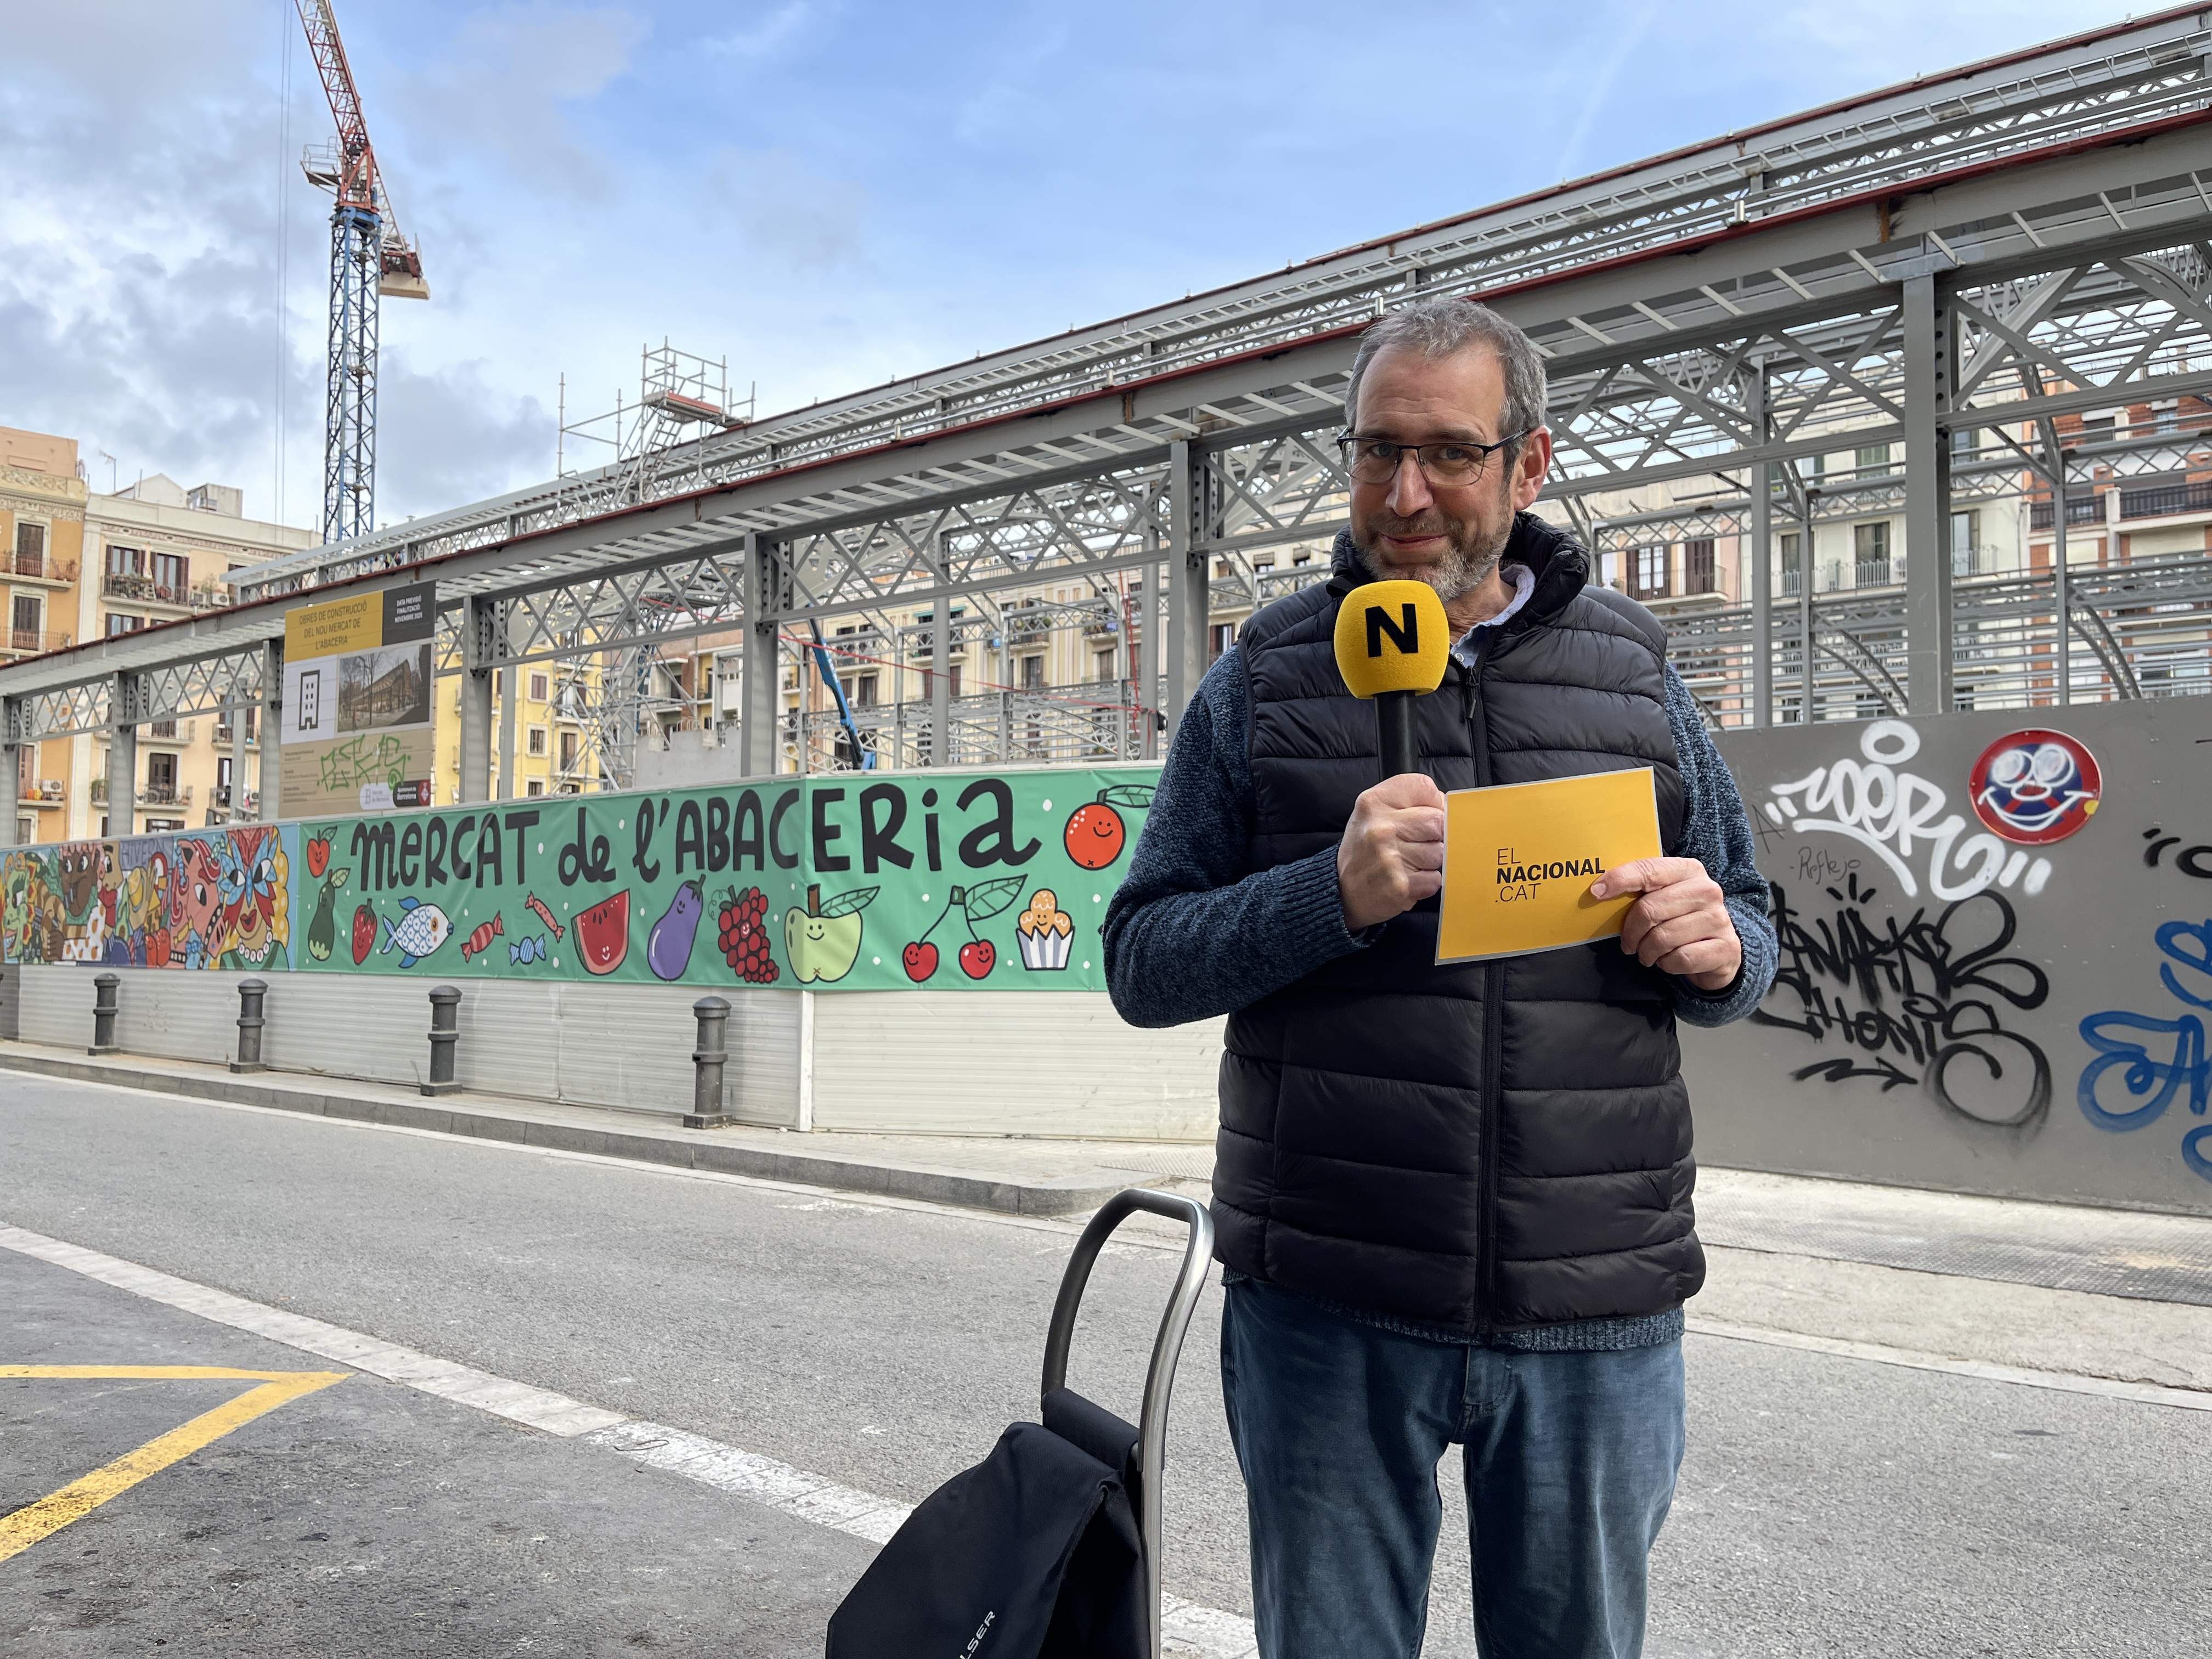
<box><xmin>1376</xmin><ymin>691</ymin><xmax>1419</xmax><ymax>781</ymax></box>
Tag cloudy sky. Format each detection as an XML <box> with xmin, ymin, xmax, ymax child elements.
<box><xmin>0</xmin><ymin>0</ymin><xmax>2136</xmax><ymax>532</ymax></box>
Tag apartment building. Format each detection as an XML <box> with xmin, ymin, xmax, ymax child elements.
<box><xmin>0</xmin><ymin>425</ymin><xmax>317</xmax><ymax>843</ymax></box>
<box><xmin>431</xmin><ymin>657</ymin><xmax>605</xmax><ymax>800</ymax></box>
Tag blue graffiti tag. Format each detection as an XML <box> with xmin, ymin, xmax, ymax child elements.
<box><xmin>2078</xmin><ymin>919</ymin><xmax>2212</xmax><ymax>1182</ymax></box>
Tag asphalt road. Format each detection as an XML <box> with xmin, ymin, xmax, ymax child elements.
<box><xmin>3</xmin><ymin>1073</ymin><xmax>2209</xmax><ymax>1657</ymax></box>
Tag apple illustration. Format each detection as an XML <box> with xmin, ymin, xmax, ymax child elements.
<box><xmin>901</xmin><ymin>940</ymin><xmax>939</xmax><ymax>982</ymax></box>
<box><xmin>783</xmin><ymin>882</ymin><xmax>878</xmax><ymax>984</ymax></box>
<box><xmin>958</xmin><ymin>938</ymin><xmax>996</xmax><ymax>979</ymax></box>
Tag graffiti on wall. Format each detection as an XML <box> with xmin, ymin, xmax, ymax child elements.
<box><xmin>1758</xmin><ymin>720</ymin><xmax>2075</xmax><ymax>902</ymax></box>
<box><xmin>1748</xmin><ymin>719</ymin><xmax>2105</xmax><ymax>1137</ymax></box>
<box><xmin>2080</xmin><ymin>921</ymin><xmax>2212</xmax><ymax>1186</ymax></box>
<box><xmin>1</xmin><ymin>826</ymin><xmax>294</xmax><ymax>971</ymax></box>
<box><xmin>1</xmin><ymin>769</ymin><xmax>1154</xmax><ymax>993</ymax></box>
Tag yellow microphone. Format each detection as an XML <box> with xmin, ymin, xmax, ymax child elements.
<box><xmin>1333</xmin><ymin>580</ymin><xmax>1451</xmax><ymax>780</ymax></box>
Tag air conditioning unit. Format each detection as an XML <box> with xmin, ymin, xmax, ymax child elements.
<box><xmin>38</xmin><ymin>779</ymin><xmax>63</xmax><ymax>799</ymax></box>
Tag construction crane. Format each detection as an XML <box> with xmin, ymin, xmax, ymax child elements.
<box><xmin>294</xmin><ymin>0</ymin><xmax>426</xmax><ymax>545</ymax></box>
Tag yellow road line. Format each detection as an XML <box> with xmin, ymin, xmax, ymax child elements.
<box><xmin>0</xmin><ymin>1366</ymin><xmax>349</xmax><ymax>1564</ymax></box>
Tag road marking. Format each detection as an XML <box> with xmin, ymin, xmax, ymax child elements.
<box><xmin>1686</xmin><ymin>1319</ymin><xmax>2212</xmax><ymax>1413</ymax></box>
<box><xmin>0</xmin><ymin>1226</ymin><xmax>627</xmax><ymax>1440</ymax></box>
<box><xmin>0</xmin><ymin>1364</ymin><xmax>347</xmax><ymax>1563</ymax></box>
<box><xmin>0</xmin><ymin>1226</ymin><xmax>1261</xmax><ymax>1657</ymax></box>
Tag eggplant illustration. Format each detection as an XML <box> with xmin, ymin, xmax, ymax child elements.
<box><xmin>646</xmin><ymin>879</ymin><xmax>706</xmax><ymax>981</ymax></box>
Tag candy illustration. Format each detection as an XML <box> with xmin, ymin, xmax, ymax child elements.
<box><xmin>510</xmin><ymin>934</ymin><xmax>548</xmax><ymax>966</ymax></box>
<box><xmin>524</xmin><ymin>891</ymin><xmax>565</xmax><ymax>941</ymax></box>
<box><xmin>461</xmin><ymin>912</ymin><xmax>505</xmax><ymax>963</ymax></box>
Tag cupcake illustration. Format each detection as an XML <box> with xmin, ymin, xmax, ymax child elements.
<box><xmin>1017</xmin><ymin>888</ymin><xmax>1074</xmax><ymax>970</ymax></box>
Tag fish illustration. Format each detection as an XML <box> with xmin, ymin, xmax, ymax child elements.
<box><xmin>460</xmin><ymin>912</ymin><xmax>505</xmax><ymax>962</ymax></box>
<box><xmin>509</xmin><ymin>934</ymin><xmax>548</xmax><ymax>966</ymax></box>
<box><xmin>524</xmin><ymin>892</ymin><xmax>565</xmax><ymax>941</ymax></box>
<box><xmin>378</xmin><ymin>897</ymin><xmax>452</xmax><ymax>968</ymax></box>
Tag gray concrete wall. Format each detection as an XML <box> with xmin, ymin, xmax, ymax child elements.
<box><xmin>1691</xmin><ymin>698</ymin><xmax>2212</xmax><ymax>1216</ymax></box>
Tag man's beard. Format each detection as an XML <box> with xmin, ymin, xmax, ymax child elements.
<box><xmin>1353</xmin><ymin>502</ymin><xmax>1514</xmax><ymax>603</ymax></box>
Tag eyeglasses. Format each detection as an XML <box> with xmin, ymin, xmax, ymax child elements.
<box><xmin>1335</xmin><ymin>430</ymin><xmax>1532</xmax><ymax>487</ymax></box>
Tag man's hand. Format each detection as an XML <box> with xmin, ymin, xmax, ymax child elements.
<box><xmin>1338</xmin><ymin>774</ymin><xmax>1447</xmax><ymax>932</ymax></box>
<box><xmin>1591</xmin><ymin>856</ymin><xmax>1741</xmax><ymax>991</ymax></box>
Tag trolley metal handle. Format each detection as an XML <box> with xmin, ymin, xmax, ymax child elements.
<box><xmin>1041</xmin><ymin>1187</ymin><xmax>1215</xmax><ymax>1659</ymax></box>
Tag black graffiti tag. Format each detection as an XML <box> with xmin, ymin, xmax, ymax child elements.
<box><xmin>1753</xmin><ymin>874</ymin><xmax>2052</xmax><ymax>1132</ymax></box>
<box><xmin>2142</xmin><ymin>826</ymin><xmax>2212</xmax><ymax>881</ymax></box>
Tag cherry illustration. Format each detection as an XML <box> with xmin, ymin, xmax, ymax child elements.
<box><xmin>902</xmin><ymin>940</ymin><xmax>939</xmax><ymax>982</ymax></box>
<box><xmin>958</xmin><ymin>938</ymin><xmax>996</xmax><ymax>979</ymax></box>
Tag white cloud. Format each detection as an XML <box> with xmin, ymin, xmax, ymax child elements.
<box><xmin>704</xmin><ymin>1</ymin><xmax>818</xmax><ymax>60</ymax></box>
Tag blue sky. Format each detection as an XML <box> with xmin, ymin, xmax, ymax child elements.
<box><xmin>0</xmin><ymin>0</ymin><xmax>2135</xmax><ymax>529</ymax></box>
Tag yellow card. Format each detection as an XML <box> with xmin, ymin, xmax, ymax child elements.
<box><xmin>1436</xmin><ymin>769</ymin><xmax>1662</xmax><ymax>963</ymax></box>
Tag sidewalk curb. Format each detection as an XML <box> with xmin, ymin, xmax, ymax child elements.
<box><xmin>0</xmin><ymin>1048</ymin><xmax>1155</xmax><ymax>1219</ymax></box>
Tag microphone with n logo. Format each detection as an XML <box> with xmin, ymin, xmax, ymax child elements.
<box><xmin>1332</xmin><ymin>580</ymin><xmax>1451</xmax><ymax>781</ymax></box>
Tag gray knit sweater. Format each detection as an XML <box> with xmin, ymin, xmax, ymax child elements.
<box><xmin>1103</xmin><ymin>620</ymin><xmax>1777</xmax><ymax>1352</ymax></box>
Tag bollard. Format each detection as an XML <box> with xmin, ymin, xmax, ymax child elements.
<box><xmin>231</xmin><ymin>978</ymin><xmax>269</xmax><ymax>1074</ymax></box>
<box><xmin>684</xmin><ymin>996</ymin><xmax>734</xmax><ymax>1128</ymax></box>
<box><xmin>422</xmin><ymin>985</ymin><xmax>461</xmax><ymax>1097</ymax></box>
<box><xmin>89</xmin><ymin>972</ymin><xmax>121</xmax><ymax>1056</ymax></box>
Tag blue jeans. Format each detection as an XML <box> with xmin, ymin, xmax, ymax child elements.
<box><xmin>1221</xmin><ymin>1276</ymin><xmax>1684</xmax><ymax>1659</ymax></box>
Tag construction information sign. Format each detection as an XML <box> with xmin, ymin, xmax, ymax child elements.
<box><xmin>280</xmin><ymin>585</ymin><xmax>437</xmax><ymax>816</ymax></box>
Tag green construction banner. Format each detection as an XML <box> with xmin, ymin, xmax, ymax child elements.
<box><xmin>3</xmin><ymin>767</ymin><xmax>1163</xmax><ymax>992</ymax></box>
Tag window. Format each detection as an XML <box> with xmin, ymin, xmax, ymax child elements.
<box><xmin>146</xmin><ymin>752</ymin><xmax>178</xmax><ymax>800</ymax></box>
<box><xmin>13</xmin><ymin>520</ymin><xmax>44</xmax><ymax>575</ymax></box>
<box><xmin>150</xmin><ymin>551</ymin><xmax>186</xmax><ymax>601</ymax></box>
<box><xmin>106</xmin><ymin>543</ymin><xmax>141</xmax><ymax>577</ymax></box>
<box><xmin>1683</xmin><ymin>538</ymin><xmax>1716</xmax><ymax>595</ymax></box>
<box><xmin>1210</xmin><ymin>623</ymin><xmax>1235</xmax><ymax>661</ymax></box>
<box><xmin>558</xmin><ymin>731</ymin><xmax>579</xmax><ymax>771</ymax></box>
<box><xmin>526</xmin><ymin>779</ymin><xmax>545</xmax><ymax>797</ymax></box>
<box><xmin>1096</xmin><ymin>648</ymin><xmax>1118</xmax><ymax>682</ymax></box>
<box><xmin>1853</xmin><ymin>521</ymin><xmax>1892</xmax><ymax>585</ymax></box>
<box><xmin>855</xmin><ymin>672</ymin><xmax>878</xmax><ymax>708</ymax></box>
<box><xmin>1780</xmin><ymin>532</ymin><xmax>1803</xmax><ymax>597</ymax></box>
<box><xmin>1950</xmin><ymin>427</ymin><xmax>1978</xmax><ymax>461</ymax></box>
<box><xmin>12</xmin><ymin>595</ymin><xmax>40</xmax><ymax>651</ymax></box>
<box><xmin>528</xmin><ymin>672</ymin><xmax>549</xmax><ymax>702</ymax></box>
<box><xmin>948</xmin><ymin>664</ymin><xmax>963</xmax><ymax>698</ymax></box>
<box><xmin>106</xmin><ymin>613</ymin><xmax>143</xmax><ymax>637</ymax></box>
<box><xmin>1631</xmin><ymin>545</ymin><xmax>1668</xmax><ymax>600</ymax></box>
<box><xmin>217</xmin><ymin>757</ymin><xmax>233</xmax><ymax>794</ymax></box>
<box><xmin>527</xmin><ymin>726</ymin><xmax>547</xmax><ymax>757</ymax></box>
<box><xmin>1796</xmin><ymin>453</ymin><xmax>1825</xmax><ymax>482</ymax></box>
<box><xmin>1020</xmin><ymin>656</ymin><xmax>1045</xmax><ymax>691</ymax></box>
<box><xmin>1951</xmin><ymin>510</ymin><xmax>1979</xmax><ymax>578</ymax></box>
<box><xmin>1855</xmin><ymin>443</ymin><xmax>1892</xmax><ymax>473</ymax></box>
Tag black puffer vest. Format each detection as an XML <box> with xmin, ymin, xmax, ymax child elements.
<box><xmin>1215</xmin><ymin>515</ymin><xmax>1702</xmax><ymax>1333</ymax></box>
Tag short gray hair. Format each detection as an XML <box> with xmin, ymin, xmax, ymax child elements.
<box><xmin>1345</xmin><ymin>297</ymin><xmax>1549</xmax><ymax>449</ymax></box>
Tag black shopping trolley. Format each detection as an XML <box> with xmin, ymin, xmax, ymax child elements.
<box><xmin>826</xmin><ymin>1188</ymin><xmax>1216</xmax><ymax>1659</ymax></box>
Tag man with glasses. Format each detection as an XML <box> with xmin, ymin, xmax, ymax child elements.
<box><xmin>1103</xmin><ymin>296</ymin><xmax>1775</xmax><ymax>1658</ymax></box>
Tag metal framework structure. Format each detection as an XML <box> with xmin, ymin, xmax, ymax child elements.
<box><xmin>9</xmin><ymin>7</ymin><xmax>2212</xmax><ymax>823</ymax></box>
<box><xmin>295</xmin><ymin>0</ymin><xmax>427</xmax><ymax>544</ymax></box>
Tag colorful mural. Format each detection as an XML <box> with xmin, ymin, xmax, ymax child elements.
<box><xmin>1</xmin><ymin>769</ymin><xmax>1155</xmax><ymax>992</ymax></box>
<box><xmin>1</xmin><ymin>825</ymin><xmax>296</xmax><ymax>972</ymax></box>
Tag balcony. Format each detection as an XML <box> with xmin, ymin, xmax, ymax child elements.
<box><xmin>3</xmin><ymin>628</ymin><xmax>70</xmax><ymax>654</ymax></box>
<box><xmin>88</xmin><ymin>779</ymin><xmax>194</xmax><ymax>808</ymax></box>
<box><xmin>2119</xmin><ymin>478</ymin><xmax>2212</xmax><ymax>520</ymax></box>
<box><xmin>2030</xmin><ymin>495</ymin><xmax>2106</xmax><ymax>530</ymax></box>
<box><xmin>9</xmin><ymin>552</ymin><xmax>77</xmax><ymax>584</ymax></box>
<box><xmin>102</xmin><ymin>570</ymin><xmax>191</xmax><ymax>607</ymax></box>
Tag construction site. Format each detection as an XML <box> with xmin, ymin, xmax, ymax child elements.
<box><xmin>4</xmin><ymin>7</ymin><xmax>2212</xmax><ymax>1657</ymax></box>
